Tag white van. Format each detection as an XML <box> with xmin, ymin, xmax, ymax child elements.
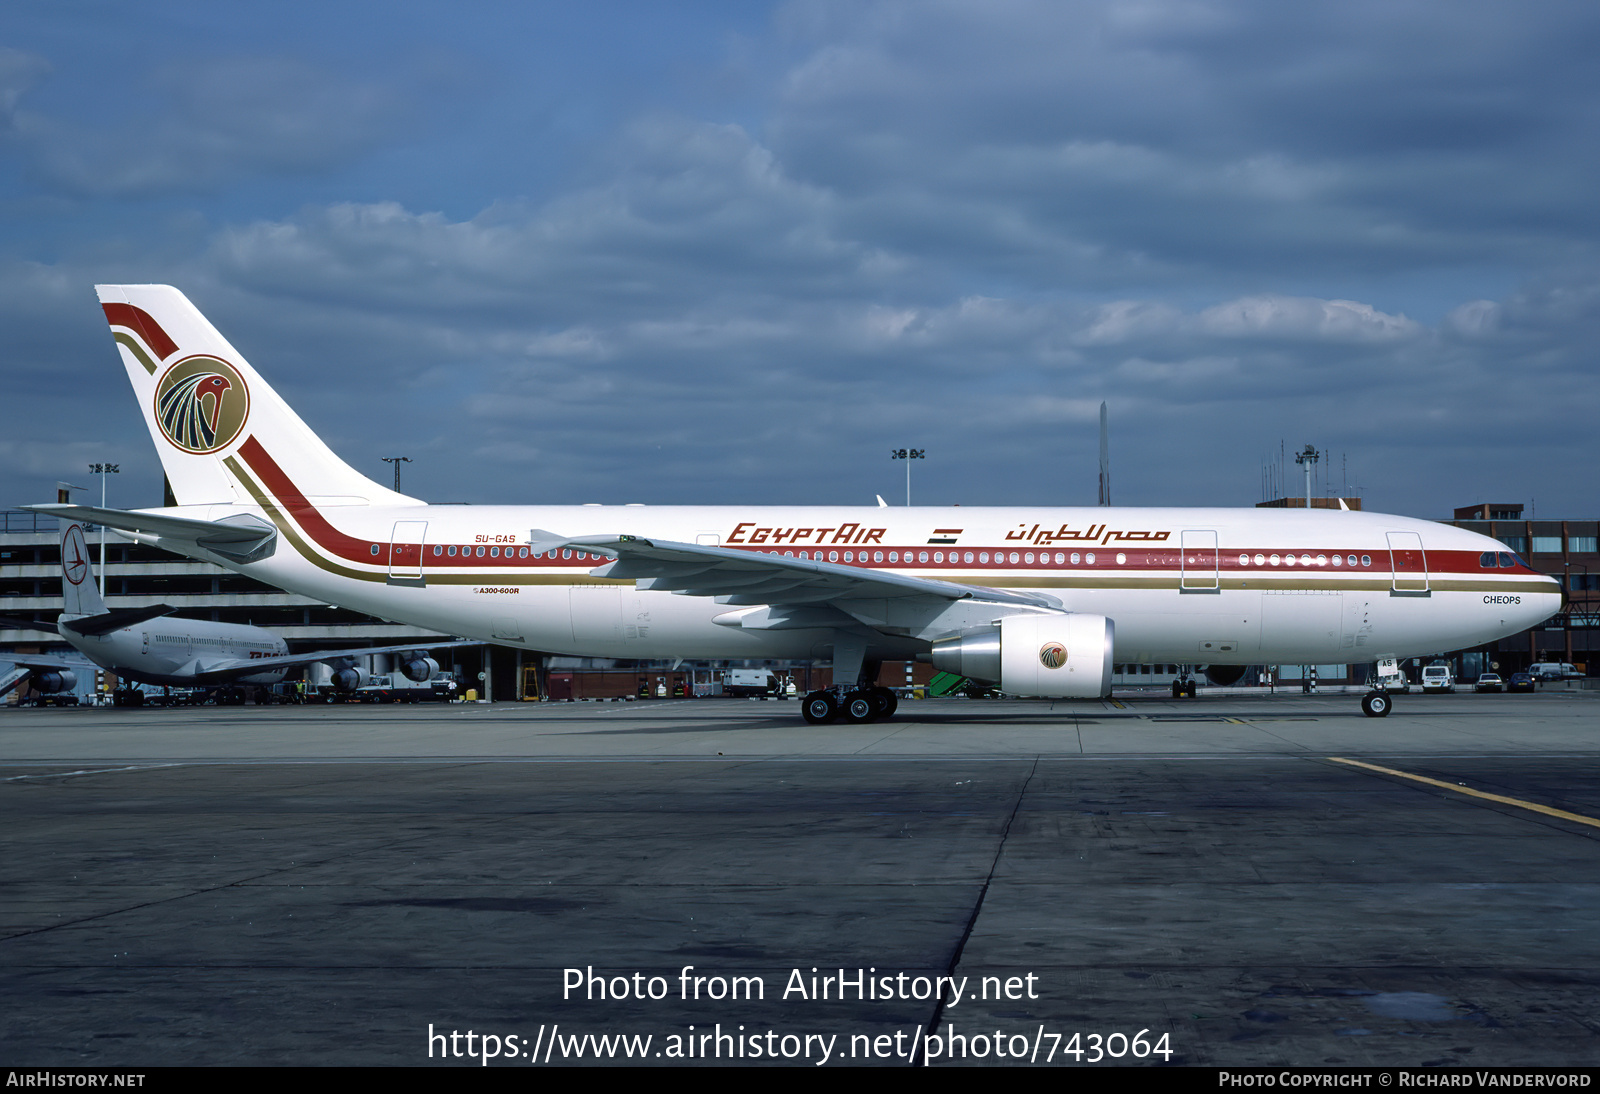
<box><xmin>1529</xmin><ymin>662</ymin><xmax>1582</xmax><ymax>680</ymax></box>
<box><xmin>1421</xmin><ymin>664</ymin><xmax>1455</xmax><ymax>692</ymax></box>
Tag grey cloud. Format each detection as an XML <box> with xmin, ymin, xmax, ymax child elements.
<box><xmin>768</xmin><ymin>0</ymin><xmax>1600</xmax><ymax>288</ymax></box>
<box><xmin>16</xmin><ymin>55</ymin><xmax>405</xmax><ymax>197</ymax></box>
<box><xmin>0</xmin><ymin>48</ymin><xmax>50</xmax><ymax>131</ymax></box>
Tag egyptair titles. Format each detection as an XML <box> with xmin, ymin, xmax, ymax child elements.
<box><xmin>723</xmin><ymin>521</ymin><xmax>1172</xmax><ymax>549</ymax></box>
<box><xmin>1005</xmin><ymin>522</ymin><xmax>1172</xmax><ymax>547</ymax></box>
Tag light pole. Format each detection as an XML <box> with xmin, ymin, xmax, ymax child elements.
<box><xmin>1293</xmin><ymin>445</ymin><xmax>1320</xmax><ymax>509</ymax></box>
<box><xmin>88</xmin><ymin>463</ymin><xmax>119</xmax><ymax>597</ymax></box>
<box><xmin>891</xmin><ymin>448</ymin><xmax>924</xmax><ymax>506</ymax></box>
<box><xmin>382</xmin><ymin>456</ymin><xmax>411</xmax><ymax>493</ymax></box>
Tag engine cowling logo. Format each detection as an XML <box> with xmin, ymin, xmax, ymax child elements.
<box><xmin>153</xmin><ymin>355</ymin><xmax>250</xmax><ymax>454</ymax></box>
<box><xmin>1039</xmin><ymin>641</ymin><xmax>1068</xmax><ymax>670</ymax></box>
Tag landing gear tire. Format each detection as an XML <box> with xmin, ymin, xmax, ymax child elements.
<box><xmin>1361</xmin><ymin>691</ymin><xmax>1391</xmax><ymax>718</ymax></box>
<box><xmin>842</xmin><ymin>690</ymin><xmax>877</xmax><ymax>724</ymax></box>
<box><xmin>801</xmin><ymin>691</ymin><xmax>837</xmax><ymax>725</ymax></box>
<box><xmin>870</xmin><ymin>687</ymin><xmax>898</xmax><ymax>719</ymax></box>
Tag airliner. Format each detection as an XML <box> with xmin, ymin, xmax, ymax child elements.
<box><xmin>28</xmin><ymin>285</ymin><xmax>1561</xmax><ymax>722</ymax></box>
<box><xmin>0</xmin><ymin>518</ymin><xmax>474</xmax><ymax>706</ymax></box>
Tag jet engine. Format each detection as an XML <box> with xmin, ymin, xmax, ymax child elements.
<box><xmin>33</xmin><ymin>669</ymin><xmax>77</xmax><ymax>694</ymax></box>
<box><xmin>398</xmin><ymin>655</ymin><xmax>439</xmax><ymax>683</ymax></box>
<box><xmin>1204</xmin><ymin>664</ymin><xmax>1248</xmax><ymax>687</ymax></box>
<box><xmin>329</xmin><ymin>667</ymin><xmax>367</xmax><ymax>692</ymax></box>
<box><xmin>931</xmin><ymin>613</ymin><xmax>1114</xmax><ymax>698</ymax></box>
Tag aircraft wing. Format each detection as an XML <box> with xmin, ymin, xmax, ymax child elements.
<box><xmin>531</xmin><ymin>531</ymin><xmax>1060</xmax><ymax>610</ymax></box>
<box><xmin>2</xmin><ymin>652</ymin><xmax>82</xmax><ymax>672</ymax></box>
<box><xmin>188</xmin><ymin>640</ymin><xmax>482</xmax><ymax>684</ymax></box>
<box><xmin>0</xmin><ymin>653</ymin><xmax>89</xmax><ymax>698</ymax></box>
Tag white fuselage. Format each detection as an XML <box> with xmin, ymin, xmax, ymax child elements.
<box><xmin>144</xmin><ymin>501</ymin><xmax>1560</xmax><ymax>669</ymax></box>
<box><xmin>58</xmin><ymin>616</ymin><xmax>288</xmax><ymax>687</ymax></box>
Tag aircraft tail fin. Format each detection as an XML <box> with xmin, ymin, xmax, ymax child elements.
<box><xmin>59</xmin><ymin>521</ymin><xmax>107</xmax><ymax>618</ymax></box>
<box><xmin>94</xmin><ymin>285</ymin><xmax>419</xmax><ymax>509</ymax></box>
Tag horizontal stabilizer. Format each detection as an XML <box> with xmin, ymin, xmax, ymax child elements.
<box><xmin>59</xmin><ymin>605</ymin><xmax>179</xmax><ymax>637</ymax></box>
<box><xmin>0</xmin><ymin>614</ymin><xmax>55</xmax><ymax>632</ymax></box>
<box><xmin>25</xmin><ymin>505</ymin><xmax>277</xmax><ymax>563</ymax></box>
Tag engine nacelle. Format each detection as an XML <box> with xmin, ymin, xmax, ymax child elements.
<box><xmin>398</xmin><ymin>655</ymin><xmax>439</xmax><ymax>683</ymax></box>
<box><xmin>329</xmin><ymin>667</ymin><xmax>367</xmax><ymax>692</ymax></box>
<box><xmin>34</xmin><ymin>669</ymin><xmax>77</xmax><ymax>694</ymax></box>
<box><xmin>1204</xmin><ymin>664</ymin><xmax>1248</xmax><ymax>687</ymax></box>
<box><xmin>931</xmin><ymin>614</ymin><xmax>1114</xmax><ymax>698</ymax></box>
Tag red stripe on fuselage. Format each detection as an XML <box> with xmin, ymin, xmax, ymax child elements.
<box><xmin>239</xmin><ymin>437</ymin><xmax>385</xmax><ymax>563</ymax></box>
<box><xmin>231</xmin><ymin>438</ymin><xmax>1547</xmax><ymax>580</ymax></box>
<box><xmin>102</xmin><ymin>303</ymin><xmax>179</xmax><ymax>361</ymax></box>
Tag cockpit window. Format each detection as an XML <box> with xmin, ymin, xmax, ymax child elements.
<box><xmin>1480</xmin><ymin>551</ymin><xmax>1496</xmax><ymax>568</ymax></box>
<box><xmin>1498</xmin><ymin>552</ymin><xmax>1521</xmax><ymax>568</ymax></box>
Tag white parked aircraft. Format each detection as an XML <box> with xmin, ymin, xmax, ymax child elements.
<box><xmin>29</xmin><ymin>285</ymin><xmax>1561</xmax><ymax>721</ymax></box>
<box><xmin>0</xmin><ymin>518</ymin><xmax>475</xmax><ymax>706</ymax></box>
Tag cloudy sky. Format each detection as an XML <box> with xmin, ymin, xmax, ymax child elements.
<box><xmin>2</xmin><ymin>0</ymin><xmax>1596</xmax><ymax>517</ymax></box>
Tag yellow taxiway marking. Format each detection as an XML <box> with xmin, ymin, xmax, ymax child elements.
<box><xmin>1328</xmin><ymin>757</ymin><xmax>1600</xmax><ymax>830</ymax></box>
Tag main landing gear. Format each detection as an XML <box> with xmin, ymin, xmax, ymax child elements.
<box><xmin>801</xmin><ymin>687</ymin><xmax>899</xmax><ymax>725</ymax></box>
<box><xmin>1360</xmin><ymin>690</ymin><xmax>1392</xmax><ymax>718</ymax></box>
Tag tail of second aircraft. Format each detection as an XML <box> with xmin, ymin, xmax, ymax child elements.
<box><xmin>59</xmin><ymin>521</ymin><xmax>107</xmax><ymax>618</ymax></box>
<box><xmin>95</xmin><ymin>285</ymin><xmax>418</xmax><ymax>509</ymax></box>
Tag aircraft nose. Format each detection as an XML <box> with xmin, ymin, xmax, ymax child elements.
<box><xmin>1529</xmin><ymin>573</ymin><xmax>1565</xmax><ymax>625</ymax></box>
